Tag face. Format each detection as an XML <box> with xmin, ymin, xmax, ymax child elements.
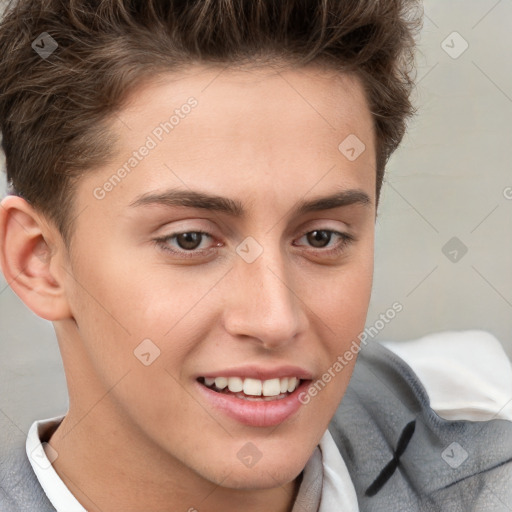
<box><xmin>56</xmin><ymin>63</ymin><xmax>376</xmax><ymax>490</ymax></box>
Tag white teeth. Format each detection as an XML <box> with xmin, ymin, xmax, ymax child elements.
<box><xmin>262</xmin><ymin>378</ymin><xmax>281</xmax><ymax>397</ymax></box>
<box><xmin>287</xmin><ymin>377</ymin><xmax>298</xmax><ymax>393</ymax></box>
<box><xmin>227</xmin><ymin>377</ymin><xmax>243</xmax><ymax>393</ymax></box>
<box><xmin>243</xmin><ymin>378</ymin><xmax>262</xmax><ymax>396</ymax></box>
<box><xmin>204</xmin><ymin>376</ymin><xmax>301</xmax><ymax>397</ymax></box>
<box><xmin>214</xmin><ymin>377</ymin><xmax>228</xmax><ymax>390</ymax></box>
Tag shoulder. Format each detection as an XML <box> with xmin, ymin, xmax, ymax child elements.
<box><xmin>0</xmin><ymin>414</ymin><xmax>56</xmax><ymax>512</ymax></box>
<box><xmin>328</xmin><ymin>331</ymin><xmax>512</xmax><ymax>511</ymax></box>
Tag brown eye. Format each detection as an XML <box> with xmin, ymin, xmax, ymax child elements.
<box><xmin>154</xmin><ymin>231</ymin><xmax>219</xmax><ymax>259</ymax></box>
<box><xmin>295</xmin><ymin>229</ymin><xmax>355</xmax><ymax>258</ymax></box>
<box><xmin>175</xmin><ymin>232</ymin><xmax>204</xmax><ymax>251</ymax></box>
<box><xmin>306</xmin><ymin>230</ymin><xmax>333</xmax><ymax>248</ymax></box>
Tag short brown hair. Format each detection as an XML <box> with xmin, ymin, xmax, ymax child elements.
<box><xmin>0</xmin><ymin>0</ymin><xmax>422</xmax><ymax>247</ymax></box>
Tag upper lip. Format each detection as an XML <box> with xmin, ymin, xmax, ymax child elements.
<box><xmin>197</xmin><ymin>365</ymin><xmax>313</xmax><ymax>381</ymax></box>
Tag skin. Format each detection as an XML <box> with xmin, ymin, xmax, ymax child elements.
<box><xmin>0</xmin><ymin>63</ymin><xmax>376</xmax><ymax>512</ymax></box>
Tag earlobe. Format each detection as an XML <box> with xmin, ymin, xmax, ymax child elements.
<box><xmin>0</xmin><ymin>195</ymin><xmax>72</xmax><ymax>321</ymax></box>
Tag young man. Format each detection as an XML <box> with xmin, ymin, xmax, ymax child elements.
<box><xmin>0</xmin><ymin>1</ymin><xmax>511</xmax><ymax>511</ymax></box>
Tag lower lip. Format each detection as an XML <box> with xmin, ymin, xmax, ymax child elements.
<box><xmin>195</xmin><ymin>380</ymin><xmax>311</xmax><ymax>427</ymax></box>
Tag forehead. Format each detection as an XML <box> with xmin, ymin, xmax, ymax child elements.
<box><xmin>76</xmin><ymin>63</ymin><xmax>376</xmax><ymax>222</ymax></box>
<box><xmin>128</xmin><ymin>62</ymin><xmax>371</xmax><ymax>125</ymax></box>
<box><xmin>113</xmin><ymin>62</ymin><xmax>374</xmax><ymax>156</ymax></box>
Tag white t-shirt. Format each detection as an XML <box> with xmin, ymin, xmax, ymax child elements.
<box><xmin>25</xmin><ymin>331</ymin><xmax>512</xmax><ymax>512</ymax></box>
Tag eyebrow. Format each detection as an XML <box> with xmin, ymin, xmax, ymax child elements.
<box><xmin>128</xmin><ymin>188</ymin><xmax>371</xmax><ymax>218</ymax></box>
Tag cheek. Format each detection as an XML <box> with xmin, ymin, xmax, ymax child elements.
<box><xmin>313</xmin><ymin>251</ymin><xmax>374</xmax><ymax>333</ymax></box>
<box><xmin>66</xmin><ymin>247</ymin><xmax>214</xmax><ymax>382</ymax></box>
<box><xmin>64</xmin><ymin>242</ymin><xmax>156</xmax><ymax>374</ymax></box>
<box><xmin>306</xmin><ymin>249</ymin><xmax>374</xmax><ymax>402</ymax></box>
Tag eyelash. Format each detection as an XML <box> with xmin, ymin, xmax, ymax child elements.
<box><xmin>153</xmin><ymin>229</ymin><xmax>355</xmax><ymax>260</ymax></box>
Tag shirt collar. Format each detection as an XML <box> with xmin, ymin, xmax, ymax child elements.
<box><xmin>26</xmin><ymin>414</ymin><xmax>86</xmax><ymax>512</ymax></box>
<box><xmin>26</xmin><ymin>415</ymin><xmax>359</xmax><ymax>512</ymax></box>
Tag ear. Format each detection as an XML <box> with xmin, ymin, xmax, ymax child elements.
<box><xmin>0</xmin><ymin>195</ymin><xmax>73</xmax><ymax>321</ymax></box>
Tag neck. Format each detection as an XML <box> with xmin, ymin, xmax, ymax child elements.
<box><xmin>47</xmin><ymin>406</ymin><xmax>302</xmax><ymax>512</ymax></box>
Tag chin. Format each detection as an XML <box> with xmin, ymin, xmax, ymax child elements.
<box><xmin>220</xmin><ymin>468</ymin><xmax>303</xmax><ymax>491</ymax></box>
<box><xmin>202</xmin><ymin>452</ymin><xmax>307</xmax><ymax>491</ymax></box>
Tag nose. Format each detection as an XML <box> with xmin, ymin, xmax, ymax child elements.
<box><xmin>222</xmin><ymin>243</ymin><xmax>308</xmax><ymax>351</ymax></box>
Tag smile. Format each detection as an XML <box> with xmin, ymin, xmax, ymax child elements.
<box><xmin>196</xmin><ymin>376</ymin><xmax>311</xmax><ymax>427</ymax></box>
<box><xmin>199</xmin><ymin>376</ymin><xmax>302</xmax><ymax>400</ymax></box>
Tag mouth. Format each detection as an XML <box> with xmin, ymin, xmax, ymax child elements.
<box><xmin>197</xmin><ymin>376</ymin><xmax>303</xmax><ymax>401</ymax></box>
<box><xmin>195</xmin><ymin>374</ymin><xmax>312</xmax><ymax>427</ymax></box>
